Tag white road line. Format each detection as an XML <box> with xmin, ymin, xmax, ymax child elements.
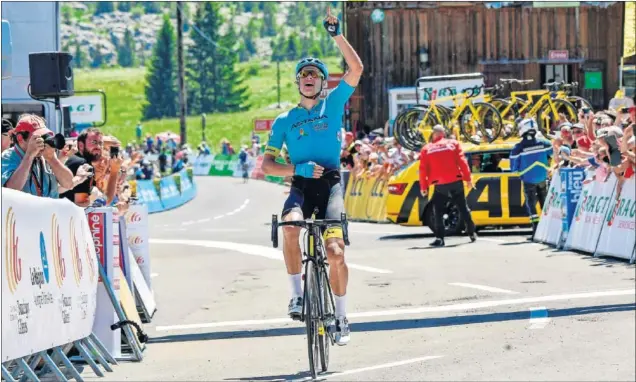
<box><xmin>182</xmin><ymin>221</ymin><xmax>195</xmax><ymax>226</ymax></box>
<box><xmin>151</xmin><ymin>273</ymin><xmax>159</xmax><ymax>278</ymax></box>
<box><xmin>197</xmin><ymin>218</ymin><xmax>211</xmax><ymax>223</ymax></box>
<box><xmin>178</xmin><ymin>199</ymin><xmax>250</xmax><ymax>225</ymax></box>
<box><xmin>154</xmin><ymin>288</ymin><xmax>634</xmax><ymax>332</ymax></box>
<box><xmin>293</xmin><ymin>356</ymin><xmax>444</xmax><ymax>382</ymax></box>
<box><xmin>449</xmin><ymin>282</ymin><xmax>519</xmax><ymax>294</ymax></box>
<box><xmin>478</xmin><ymin>238</ymin><xmax>507</xmax><ymax>243</ymax></box>
<box><xmin>213</xmin><ymin>215</ymin><xmax>224</xmax><ymax>220</ymax></box>
<box><xmin>528</xmin><ymin>307</ymin><xmax>550</xmax><ymax>329</ymax></box>
<box><xmin>149</xmin><ymin>239</ymin><xmax>393</xmax><ymax>274</ymax></box>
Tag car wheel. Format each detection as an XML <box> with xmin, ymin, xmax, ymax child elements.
<box><xmin>424</xmin><ymin>202</ymin><xmax>465</xmax><ymax>237</ymax></box>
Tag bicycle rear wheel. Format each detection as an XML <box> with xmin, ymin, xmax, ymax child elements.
<box><xmin>537</xmin><ymin>98</ymin><xmax>578</xmax><ymax>137</ymax></box>
<box><xmin>304</xmin><ymin>261</ymin><xmax>319</xmax><ymax>379</ymax></box>
<box><xmin>318</xmin><ymin>266</ymin><xmax>334</xmax><ymax>372</ymax></box>
<box><xmin>459</xmin><ymin>102</ymin><xmax>503</xmax><ymax>144</ymax></box>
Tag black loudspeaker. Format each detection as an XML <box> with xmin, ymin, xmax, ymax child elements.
<box><xmin>62</xmin><ymin>106</ymin><xmax>72</xmax><ymax>137</ymax></box>
<box><xmin>28</xmin><ymin>52</ymin><xmax>75</xmax><ymax>98</ymax></box>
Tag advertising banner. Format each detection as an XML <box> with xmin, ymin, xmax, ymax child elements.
<box><xmin>559</xmin><ymin>168</ymin><xmax>586</xmax><ymax>246</ymax></box>
<box><xmin>179</xmin><ymin>168</ymin><xmax>197</xmax><ymax>202</ymax></box>
<box><xmin>193</xmin><ymin>154</ymin><xmax>214</xmax><ymax>176</ymax></box>
<box><xmin>1</xmin><ymin>190</ymin><xmax>99</xmax><ymax>362</ymax></box>
<box><xmin>595</xmin><ymin>177</ymin><xmax>636</xmax><ymax>260</ymax></box>
<box><xmin>534</xmin><ymin>174</ymin><xmax>564</xmax><ymax>245</ymax></box>
<box><xmin>159</xmin><ymin>175</ymin><xmax>182</xmax><ymax>210</ymax></box>
<box><xmin>208</xmin><ymin>154</ymin><xmax>238</xmax><ymax>176</ymax></box>
<box><xmin>136</xmin><ymin>180</ymin><xmax>163</xmax><ymax>213</ymax></box>
<box><xmin>124</xmin><ymin>204</ymin><xmax>152</xmax><ymax>290</ymax></box>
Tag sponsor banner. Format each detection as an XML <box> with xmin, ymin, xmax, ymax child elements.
<box><xmin>1</xmin><ymin>189</ymin><xmax>98</xmax><ymax>362</ymax></box>
<box><xmin>124</xmin><ymin>205</ymin><xmax>152</xmax><ymax>289</ymax></box>
<box><xmin>208</xmin><ymin>154</ymin><xmax>238</xmax><ymax>176</ymax></box>
<box><xmin>193</xmin><ymin>154</ymin><xmax>214</xmax><ymax>176</ymax></box>
<box><xmin>254</xmin><ymin>119</ymin><xmax>273</xmax><ymax>132</ymax></box>
<box><xmin>136</xmin><ymin>180</ymin><xmax>163</xmax><ymax>213</ymax></box>
<box><xmin>565</xmin><ymin>174</ymin><xmax>618</xmax><ymax>253</ymax></box>
<box><xmin>61</xmin><ymin>95</ymin><xmax>103</xmax><ymax>124</ymax></box>
<box><xmin>87</xmin><ymin>208</ymin><xmax>121</xmax><ymax>359</ymax></box>
<box><xmin>264</xmin><ymin>157</ymin><xmax>288</xmax><ymax>184</ymax></box>
<box><xmin>251</xmin><ymin>155</ymin><xmax>265</xmax><ymax>180</ymax></box>
<box><xmin>159</xmin><ymin>175</ymin><xmax>182</xmax><ymax>210</ymax></box>
<box><xmin>595</xmin><ymin>177</ymin><xmax>636</xmax><ymax>260</ymax></box>
<box><xmin>179</xmin><ymin>168</ymin><xmax>197</xmax><ymax>203</ymax></box>
<box><xmin>559</xmin><ymin>168</ymin><xmax>586</xmax><ymax>243</ymax></box>
<box><xmin>534</xmin><ymin>175</ymin><xmax>564</xmax><ymax>245</ymax></box>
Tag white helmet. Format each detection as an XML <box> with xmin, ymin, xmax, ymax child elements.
<box><xmin>518</xmin><ymin>118</ymin><xmax>538</xmax><ymax>137</ymax></box>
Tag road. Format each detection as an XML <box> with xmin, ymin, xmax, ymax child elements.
<box><xmin>85</xmin><ymin>176</ymin><xmax>635</xmax><ymax>381</ymax></box>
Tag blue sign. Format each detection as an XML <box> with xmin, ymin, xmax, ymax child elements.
<box><xmin>179</xmin><ymin>169</ymin><xmax>196</xmax><ymax>202</ymax></box>
<box><xmin>136</xmin><ymin>180</ymin><xmax>164</xmax><ymax>213</ymax></box>
<box><xmin>560</xmin><ymin>168</ymin><xmax>586</xmax><ymax>234</ymax></box>
<box><xmin>39</xmin><ymin>232</ymin><xmax>50</xmax><ymax>283</ymax></box>
<box><xmin>159</xmin><ymin>176</ymin><xmax>182</xmax><ymax>211</ymax></box>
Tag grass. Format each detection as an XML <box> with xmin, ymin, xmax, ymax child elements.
<box><xmin>74</xmin><ymin>56</ymin><xmax>342</xmax><ymax>150</ymax></box>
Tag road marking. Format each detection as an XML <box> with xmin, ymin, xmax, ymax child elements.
<box><xmin>171</xmin><ymin>199</ymin><xmax>250</xmax><ymax>225</ymax></box>
<box><xmin>149</xmin><ymin>239</ymin><xmax>393</xmax><ymax>274</ymax></box>
<box><xmin>151</xmin><ymin>273</ymin><xmax>159</xmax><ymax>278</ymax></box>
<box><xmin>478</xmin><ymin>238</ymin><xmax>507</xmax><ymax>243</ymax></box>
<box><xmin>449</xmin><ymin>282</ymin><xmax>519</xmax><ymax>294</ymax></box>
<box><xmin>182</xmin><ymin>221</ymin><xmax>195</xmax><ymax>226</ymax></box>
<box><xmin>293</xmin><ymin>356</ymin><xmax>444</xmax><ymax>381</ymax></box>
<box><xmin>528</xmin><ymin>307</ymin><xmax>550</xmax><ymax>329</ymax></box>
<box><xmin>154</xmin><ymin>288</ymin><xmax>634</xmax><ymax>332</ymax></box>
<box><xmin>213</xmin><ymin>215</ymin><xmax>224</xmax><ymax>220</ymax></box>
<box><xmin>197</xmin><ymin>218</ymin><xmax>211</xmax><ymax>223</ymax></box>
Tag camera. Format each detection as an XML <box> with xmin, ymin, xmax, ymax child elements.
<box><xmin>110</xmin><ymin>145</ymin><xmax>120</xmax><ymax>158</ymax></box>
<box><xmin>42</xmin><ymin>133</ymin><xmax>66</xmax><ymax>150</ymax></box>
<box><xmin>582</xmin><ymin>107</ymin><xmax>591</xmax><ymax>115</ymax></box>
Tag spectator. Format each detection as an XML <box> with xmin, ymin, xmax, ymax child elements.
<box><xmin>60</xmin><ymin>127</ymin><xmax>122</xmax><ymax>207</ymax></box>
<box><xmin>145</xmin><ymin>134</ymin><xmax>154</xmax><ymax>154</ymax></box>
<box><xmin>158</xmin><ymin>148</ymin><xmax>168</xmax><ymax>174</ymax></box>
<box><xmin>2</xmin><ymin>118</ymin><xmax>14</xmax><ymax>152</ymax></box>
<box><xmin>135</xmin><ymin>122</ymin><xmax>143</xmax><ymax>143</ymax></box>
<box><xmin>1</xmin><ymin>114</ymin><xmax>73</xmax><ymax>197</ymax></box>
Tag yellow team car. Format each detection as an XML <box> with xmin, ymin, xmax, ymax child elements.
<box><xmin>386</xmin><ymin>140</ymin><xmax>541</xmax><ymax>235</ymax></box>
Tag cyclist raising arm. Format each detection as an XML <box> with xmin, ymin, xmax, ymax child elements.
<box><xmin>261</xmin><ymin>6</ymin><xmax>363</xmax><ymax>346</ymax></box>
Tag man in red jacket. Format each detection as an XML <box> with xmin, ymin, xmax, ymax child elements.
<box><xmin>419</xmin><ymin>125</ymin><xmax>477</xmax><ymax>247</ymax></box>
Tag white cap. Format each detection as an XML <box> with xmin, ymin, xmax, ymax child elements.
<box><xmin>518</xmin><ymin>118</ymin><xmax>538</xmax><ymax>136</ymax></box>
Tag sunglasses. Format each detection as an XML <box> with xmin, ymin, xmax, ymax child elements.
<box><xmin>298</xmin><ymin>69</ymin><xmax>324</xmax><ymax>80</ymax></box>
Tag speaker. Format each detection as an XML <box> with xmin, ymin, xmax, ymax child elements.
<box><xmin>28</xmin><ymin>52</ymin><xmax>74</xmax><ymax>98</ymax></box>
<box><xmin>62</xmin><ymin>105</ymin><xmax>72</xmax><ymax>137</ymax></box>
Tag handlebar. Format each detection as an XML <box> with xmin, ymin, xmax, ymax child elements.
<box><xmin>543</xmin><ymin>81</ymin><xmax>579</xmax><ymax>89</ymax></box>
<box><xmin>271</xmin><ymin>211</ymin><xmax>350</xmax><ymax>248</ymax></box>
<box><xmin>500</xmin><ymin>78</ymin><xmax>534</xmax><ymax>85</ymax></box>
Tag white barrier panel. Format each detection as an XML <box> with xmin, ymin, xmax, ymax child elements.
<box><xmin>193</xmin><ymin>155</ymin><xmax>214</xmax><ymax>175</ymax></box>
<box><xmin>87</xmin><ymin>208</ymin><xmax>121</xmax><ymax>359</ymax></box>
<box><xmin>232</xmin><ymin>155</ymin><xmax>256</xmax><ymax>178</ymax></box>
<box><xmin>124</xmin><ymin>204</ymin><xmax>152</xmax><ymax>290</ymax></box>
<box><xmin>534</xmin><ymin>175</ymin><xmax>563</xmax><ymax>245</ymax></box>
<box><xmin>565</xmin><ymin>174</ymin><xmax>618</xmax><ymax>253</ymax></box>
<box><xmin>1</xmin><ymin>189</ymin><xmax>98</xmax><ymax>362</ymax></box>
<box><xmin>595</xmin><ymin>177</ymin><xmax>636</xmax><ymax>260</ymax></box>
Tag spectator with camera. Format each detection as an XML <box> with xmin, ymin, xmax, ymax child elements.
<box><xmin>2</xmin><ymin>118</ymin><xmax>14</xmax><ymax>152</ymax></box>
<box><xmin>1</xmin><ymin>114</ymin><xmax>73</xmax><ymax>197</ymax></box>
<box><xmin>60</xmin><ymin>127</ymin><xmax>122</xmax><ymax>207</ymax></box>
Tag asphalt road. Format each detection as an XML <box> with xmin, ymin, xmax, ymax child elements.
<box><xmin>85</xmin><ymin>176</ymin><xmax>635</xmax><ymax>381</ymax></box>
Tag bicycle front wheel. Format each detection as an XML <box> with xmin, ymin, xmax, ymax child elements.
<box><xmin>537</xmin><ymin>98</ymin><xmax>578</xmax><ymax>137</ymax></box>
<box><xmin>304</xmin><ymin>261</ymin><xmax>319</xmax><ymax>379</ymax></box>
<box><xmin>318</xmin><ymin>266</ymin><xmax>334</xmax><ymax>372</ymax></box>
<box><xmin>459</xmin><ymin>102</ymin><xmax>503</xmax><ymax>144</ymax></box>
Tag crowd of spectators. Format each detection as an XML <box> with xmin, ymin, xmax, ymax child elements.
<box><xmin>548</xmin><ymin>107</ymin><xmax>635</xmax><ymax>194</ymax></box>
<box><xmin>1</xmin><ymin>114</ymin><xmax>194</xmax><ymax>214</ymax></box>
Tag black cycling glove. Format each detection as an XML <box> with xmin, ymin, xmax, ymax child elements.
<box><xmin>323</xmin><ymin>18</ymin><xmax>341</xmax><ymax>37</ymax></box>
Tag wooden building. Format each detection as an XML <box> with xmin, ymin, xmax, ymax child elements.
<box><xmin>343</xmin><ymin>1</ymin><xmax>626</xmax><ymax>131</ymax></box>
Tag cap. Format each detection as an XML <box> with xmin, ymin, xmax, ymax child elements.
<box><xmin>14</xmin><ymin>116</ymin><xmax>52</xmax><ymax>136</ymax></box>
<box><xmin>572</xmin><ymin>122</ymin><xmax>585</xmax><ymax>130</ymax></box>
<box><xmin>558</xmin><ymin>122</ymin><xmax>572</xmax><ymax>131</ymax></box>
<box><xmin>354</xmin><ymin>140</ymin><xmax>363</xmax><ymax>146</ymax></box>
<box><xmin>432</xmin><ymin>124</ymin><xmax>446</xmax><ymax>133</ymax></box>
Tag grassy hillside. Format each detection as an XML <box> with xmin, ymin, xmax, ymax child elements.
<box><xmin>74</xmin><ymin>56</ymin><xmax>342</xmax><ymax>149</ymax></box>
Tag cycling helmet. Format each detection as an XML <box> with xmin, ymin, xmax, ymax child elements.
<box><xmin>518</xmin><ymin>118</ymin><xmax>538</xmax><ymax>137</ymax></box>
<box><xmin>296</xmin><ymin>57</ymin><xmax>328</xmax><ymax>79</ymax></box>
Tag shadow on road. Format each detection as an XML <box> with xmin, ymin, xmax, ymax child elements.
<box><xmin>148</xmin><ymin>303</ymin><xmax>635</xmax><ymax>345</ymax></box>
<box><xmin>378</xmin><ymin>229</ymin><xmax>532</xmax><ymax>241</ymax></box>
<box><xmin>224</xmin><ymin>370</ymin><xmax>335</xmax><ymax>381</ymax></box>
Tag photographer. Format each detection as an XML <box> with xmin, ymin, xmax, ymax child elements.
<box><xmin>2</xmin><ymin>118</ymin><xmax>14</xmax><ymax>152</ymax></box>
<box><xmin>1</xmin><ymin>114</ymin><xmax>73</xmax><ymax>197</ymax></box>
<box><xmin>60</xmin><ymin>127</ymin><xmax>122</xmax><ymax>207</ymax></box>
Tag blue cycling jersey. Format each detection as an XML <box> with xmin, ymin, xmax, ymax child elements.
<box><xmin>265</xmin><ymin>80</ymin><xmax>355</xmax><ymax>171</ymax></box>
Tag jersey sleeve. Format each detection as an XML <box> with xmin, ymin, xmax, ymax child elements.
<box><xmin>325</xmin><ymin>79</ymin><xmax>355</xmax><ymax>111</ymax></box>
<box><xmin>264</xmin><ymin>117</ymin><xmax>286</xmax><ymax>157</ymax></box>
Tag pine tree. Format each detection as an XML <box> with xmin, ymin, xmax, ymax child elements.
<box><xmin>286</xmin><ymin>32</ymin><xmax>302</xmax><ymax>61</ymax></box>
<box><xmin>185</xmin><ymin>2</ymin><xmax>222</xmax><ymax>114</ymax></box>
<box><xmin>218</xmin><ymin>24</ymin><xmax>249</xmax><ymax>112</ymax></box>
<box><xmin>142</xmin><ymin>14</ymin><xmax>178</xmax><ymax>120</ymax></box>
<box><xmin>94</xmin><ymin>1</ymin><xmax>114</xmax><ymax>15</ymax></box>
<box><xmin>91</xmin><ymin>46</ymin><xmax>104</xmax><ymax>68</ymax></box>
<box><xmin>117</xmin><ymin>29</ymin><xmax>137</xmax><ymax>67</ymax></box>
<box><xmin>117</xmin><ymin>1</ymin><xmax>131</xmax><ymax>12</ymax></box>
<box><xmin>74</xmin><ymin>42</ymin><xmax>85</xmax><ymax>68</ymax></box>
<box><xmin>261</xmin><ymin>2</ymin><xmax>278</xmax><ymax>37</ymax></box>
<box><xmin>271</xmin><ymin>34</ymin><xmax>286</xmax><ymax>62</ymax></box>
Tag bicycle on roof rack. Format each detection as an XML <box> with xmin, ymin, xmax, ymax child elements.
<box><xmin>271</xmin><ymin>208</ymin><xmax>350</xmax><ymax>380</ymax></box>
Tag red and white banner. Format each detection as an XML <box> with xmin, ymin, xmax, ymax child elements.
<box><xmin>533</xmin><ymin>175</ymin><xmax>563</xmax><ymax>246</ymax></box>
<box><xmin>1</xmin><ymin>189</ymin><xmax>98</xmax><ymax>362</ymax></box>
<box><xmin>565</xmin><ymin>175</ymin><xmax>618</xmax><ymax>253</ymax></box>
<box><xmin>124</xmin><ymin>204</ymin><xmax>152</xmax><ymax>290</ymax></box>
<box><xmin>594</xmin><ymin>177</ymin><xmax>636</xmax><ymax>260</ymax></box>
<box><xmin>254</xmin><ymin>119</ymin><xmax>274</xmax><ymax>132</ymax></box>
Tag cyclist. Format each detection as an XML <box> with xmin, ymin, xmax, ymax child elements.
<box><xmin>510</xmin><ymin>118</ymin><xmax>553</xmax><ymax>240</ymax></box>
<box><xmin>261</xmin><ymin>6</ymin><xmax>363</xmax><ymax>346</ymax></box>
<box><xmin>239</xmin><ymin>145</ymin><xmax>249</xmax><ymax>183</ymax></box>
